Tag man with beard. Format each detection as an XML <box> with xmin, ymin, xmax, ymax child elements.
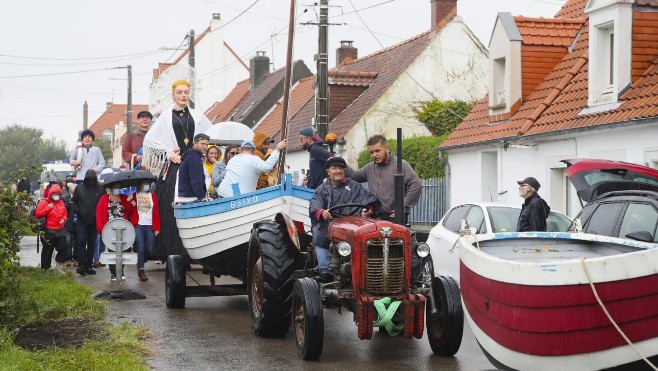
<box><xmin>309</xmin><ymin>156</ymin><xmax>379</xmax><ymax>282</ymax></box>
<box><xmin>516</xmin><ymin>176</ymin><xmax>550</xmax><ymax>232</ymax></box>
<box><xmin>299</xmin><ymin>127</ymin><xmax>330</xmax><ymax>189</ymax></box>
<box><xmin>122</xmin><ymin>110</ymin><xmax>152</xmax><ymax>169</ymax></box>
<box><xmin>71</xmin><ymin>169</ymin><xmax>105</xmax><ymax>275</ymax></box>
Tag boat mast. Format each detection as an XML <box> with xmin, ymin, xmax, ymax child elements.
<box><xmin>277</xmin><ymin>0</ymin><xmax>296</xmax><ymax>178</ymax></box>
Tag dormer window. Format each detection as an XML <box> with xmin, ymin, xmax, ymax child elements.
<box><xmin>586</xmin><ymin>0</ymin><xmax>632</xmax><ymax>107</ymax></box>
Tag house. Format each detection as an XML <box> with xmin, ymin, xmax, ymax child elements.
<box><xmin>149</xmin><ymin>14</ymin><xmax>249</xmax><ymax>117</ymax></box>
<box><xmin>244</xmin><ymin>0</ymin><xmax>489</xmax><ymax>173</ymax></box>
<box><xmin>86</xmin><ymin>102</ymin><xmax>149</xmax><ymax>167</ymax></box>
<box><xmin>439</xmin><ymin>0</ymin><xmax>658</xmax><ymax>217</ymax></box>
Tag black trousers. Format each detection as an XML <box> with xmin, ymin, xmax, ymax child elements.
<box><xmin>40</xmin><ymin>235</ymin><xmax>67</xmax><ymax>269</ymax></box>
<box><xmin>77</xmin><ymin>223</ymin><xmax>97</xmax><ymax>270</ymax></box>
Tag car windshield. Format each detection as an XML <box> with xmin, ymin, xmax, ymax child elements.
<box><xmin>487</xmin><ymin>206</ymin><xmax>571</xmax><ymax>232</ymax></box>
<box><xmin>41</xmin><ymin>170</ymin><xmax>70</xmax><ymax>183</ymax></box>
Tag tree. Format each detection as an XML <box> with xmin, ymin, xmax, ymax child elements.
<box><xmin>36</xmin><ymin>137</ymin><xmax>69</xmax><ymax>163</ymax></box>
<box><xmin>414</xmin><ymin>100</ymin><xmax>474</xmax><ymax>137</ymax></box>
<box><xmin>0</xmin><ymin>124</ymin><xmax>42</xmax><ymax>179</ymax></box>
<box><xmin>94</xmin><ymin>137</ymin><xmax>113</xmax><ymax>165</ymax></box>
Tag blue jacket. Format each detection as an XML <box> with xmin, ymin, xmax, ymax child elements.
<box><xmin>306</xmin><ymin>140</ymin><xmax>330</xmax><ymax>189</ymax></box>
<box><xmin>178</xmin><ymin>148</ymin><xmax>207</xmax><ymax>200</ymax></box>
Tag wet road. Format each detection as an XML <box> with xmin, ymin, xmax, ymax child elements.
<box><xmin>19</xmin><ymin>236</ymin><xmax>495</xmax><ymax>370</ymax></box>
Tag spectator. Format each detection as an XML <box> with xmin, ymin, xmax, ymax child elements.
<box><xmin>71</xmin><ymin>169</ymin><xmax>105</xmax><ymax>276</ymax></box>
<box><xmin>350</xmin><ymin>135</ymin><xmax>421</xmax><ymax>225</ymax></box>
<box><xmin>299</xmin><ymin>127</ymin><xmax>330</xmax><ymax>189</ymax></box>
<box><xmin>96</xmin><ymin>182</ymin><xmax>135</xmax><ymax>281</ymax></box>
<box><xmin>204</xmin><ymin>145</ymin><xmax>220</xmax><ymax>195</ymax></box>
<box><xmin>34</xmin><ymin>184</ymin><xmax>69</xmax><ymax>271</ymax></box>
<box><xmin>212</xmin><ymin>145</ymin><xmax>239</xmax><ymax>193</ymax></box>
<box><xmin>177</xmin><ymin>133</ymin><xmax>211</xmax><ymax>202</ymax></box>
<box><xmin>122</xmin><ymin>110</ymin><xmax>152</xmax><ymax>169</ymax></box>
<box><xmin>516</xmin><ymin>177</ymin><xmax>550</xmax><ymax>232</ymax></box>
<box><xmin>253</xmin><ymin>132</ymin><xmax>276</xmax><ymax>189</ymax></box>
<box><xmin>309</xmin><ymin>157</ymin><xmax>378</xmax><ymax>281</ymax></box>
<box><xmin>130</xmin><ymin>179</ymin><xmax>160</xmax><ymax>281</ymax></box>
<box><xmin>16</xmin><ymin>176</ymin><xmax>30</xmax><ymax>193</ymax></box>
<box><xmin>70</xmin><ymin>129</ymin><xmax>105</xmax><ymax>183</ymax></box>
<box><xmin>217</xmin><ymin>139</ymin><xmax>287</xmax><ymax>198</ymax></box>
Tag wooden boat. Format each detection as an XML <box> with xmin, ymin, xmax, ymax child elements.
<box><xmin>459</xmin><ymin>231</ymin><xmax>658</xmax><ymax>370</ymax></box>
<box><xmin>173</xmin><ymin>174</ymin><xmax>312</xmax><ymax>277</ymax></box>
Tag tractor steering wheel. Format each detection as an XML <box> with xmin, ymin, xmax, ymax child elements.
<box><xmin>326</xmin><ymin>203</ymin><xmax>368</xmax><ymax>219</ymax></box>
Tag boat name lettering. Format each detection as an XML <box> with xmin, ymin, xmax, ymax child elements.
<box><xmin>230</xmin><ymin>195</ymin><xmax>258</xmax><ymax>209</ymax></box>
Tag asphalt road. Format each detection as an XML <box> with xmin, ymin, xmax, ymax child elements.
<box><xmin>18</xmin><ymin>236</ymin><xmax>495</xmax><ymax>370</ymax></box>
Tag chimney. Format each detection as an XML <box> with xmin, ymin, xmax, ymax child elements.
<box><xmin>249</xmin><ymin>51</ymin><xmax>270</xmax><ymax>90</ymax></box>
<box><xmin>336</xmin><ymin>40</ymin><xmax>358</xmax><ymax>66</ymax></box>
<box><xmin>83</xmin><ymin>101</ymin><xmax>88</xmax><ymax>130</ymax></box>
<box><xmin>106</xmin><ymin>102</ymin><xmax>113</xmax><ymax>110</ymax></box>
<box><xmin>430</xmin><ymin>0</ymin><xmax>457</xmax><ymax>30</ymax></box>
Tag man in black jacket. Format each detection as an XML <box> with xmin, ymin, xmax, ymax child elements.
<box><xmin>516</xmin><ymin>176</ymin><xmax>550</xmax><ymax>232</ymax></box>
<box><xmin>71</xmin><ymin>169</ymin><xmax>105</xmax><ymax>275</ymax></box>
<box><xmin>177</xmin><ymin>133</ymin><xmax>210</xmax><ymax>202</ymax></box>
<box><xmin>300</xmin><ymin>127</ymin><xmax>330</xmax><ymax>189</ymax></box>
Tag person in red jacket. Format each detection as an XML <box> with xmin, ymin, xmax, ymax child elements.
<box><xmin>96</xmin><ymin>182</ymin><xmax>135</xmax><ymax>281</ymax></box>
<box><xmin>34</xmin><ymin>184</ymin><xmax>69</xmax><ymax>270</ymax></box>
<box><xmin>130</xmin><ymin>179</ymin><xmax>160</xmax><ymax>281</ymax></box>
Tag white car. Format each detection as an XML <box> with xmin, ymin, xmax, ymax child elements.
<box><xmin>425</xmin><ymin>202</ymin><xmax>572</xmax><ymax>285</ymax></box>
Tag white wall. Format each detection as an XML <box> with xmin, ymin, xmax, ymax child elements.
<box><xmin>446</xmin><ymin>122</ymin><xmax>658</xmax><ymax>218</ymax></box>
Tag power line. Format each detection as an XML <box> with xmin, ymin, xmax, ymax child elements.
<box><xmin>0</xmin><ymin>51</ymin><xmax>164</xmax><ymax>67</ymax></box>
<box><xmin>0</xmin><ymin>67</ymin><xmax>116</xmax><ymax>79</ymax></box>
<box><xmin>0</xmin><ymin>50</ymin><xmax>164</xmax><ymax>62</ymax></box>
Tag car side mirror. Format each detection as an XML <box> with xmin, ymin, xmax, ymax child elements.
<box><xmin>625</xmin><ymin>230</ymin><xmax>653</xmax><ymax>243</ymax></box>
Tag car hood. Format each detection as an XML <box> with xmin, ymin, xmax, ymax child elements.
<box><xmin>561</xmin><ymin>158</ymin><xmax>658</xmax><ymax>203</ymax></box>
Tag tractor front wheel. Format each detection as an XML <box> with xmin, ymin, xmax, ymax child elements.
<box><xmin>427</xmin><ymin>275</ymin><xmax>463</xmax><ymax>356</ymax></box>
<box><xmin>292</xmin><ymin>278</ymin><xmax>324</xmax><ymax>360</ymax></box>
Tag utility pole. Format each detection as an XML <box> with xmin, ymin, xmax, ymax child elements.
<box><xmin>126</xmin><ymin>65</ymin><xmax>132</xmax><ymax>135</ymax></box>
<box><xmin>315</xmin><ymin>0</ymin><xmax>329</xmax><ymax>140</ymax></box>
<box><xmin>188</xmin><ymin>29</ymin><xmax>196</xmax><ymax>109</ymax></box>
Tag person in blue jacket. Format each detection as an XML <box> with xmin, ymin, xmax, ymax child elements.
<box><xmin>177</xmin><ymin>133</ymin><xmax>211</xmax><ymax>203</ymax></box>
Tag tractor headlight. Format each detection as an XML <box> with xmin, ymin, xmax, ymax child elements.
<box><xmin>416</xmin><ymin>243</ymin><xmax>430</xmax><ymax>258</ymax></box>
<box><xmin>337</xmin><ymin>241</ymin><xmax>352</xmax><ymax>257</ymax></box>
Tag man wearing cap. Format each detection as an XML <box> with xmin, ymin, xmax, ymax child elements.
<box><xmin>309</xmin><ymin>156</ymin><xmax>379</xmax><ymax>282</ymax></box>
<box><xmin>216</xmin><ymin>138</ymin><xmax>288</xmax><ymax>198</ymax></box>
<box><xmin>177</xmin><ymin>133</ymin><xmax>211</xmax><ymax>202</ymax></box>
<box><xmin>516</xmin><ymin>176</ymin><xmax>551</xmax><ymax>232</ymax></box>
<box><xmin>70</xmin><ymin>129</ymin><xmax>105</xmax><ymax>182</ymax></box>
<box><xmin>299</xmin><ymin>127</ymin><xmax>331</xmax><ymax>189</ymax></box>
<box><xmin>253</xmin><ymin>132</ymin><xmax>277</xmax><ymax>189</ymax></box>
<box><xmin>122</xmin><ymin>110</ymin><xmax>153</xmax><ymax>169</ymax></box>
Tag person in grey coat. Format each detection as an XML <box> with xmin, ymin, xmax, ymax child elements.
<box><xmin>70</xmin><ymin>129</ymin><xmax>105</xmax><ymax>182</ymax></box>
<box><xmin>309</xmin><ymin>156</ymin><xmax>379</xmax><ymax>282</ymax></box>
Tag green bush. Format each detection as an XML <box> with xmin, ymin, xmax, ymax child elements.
<box><xmin>356</xmin><ymin>135</ymin><xmax>448</xmax><ymax>179</ymax></box>
<box><xmin>414</xmin><ymin>99</ymin><xmax>474</xmax><ymax>137</ymax></box>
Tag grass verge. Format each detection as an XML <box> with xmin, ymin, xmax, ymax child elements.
<box><xmin>0</xmin><ymin>268</ymin><xmax>150</xmax><ymax>370</ymax></box>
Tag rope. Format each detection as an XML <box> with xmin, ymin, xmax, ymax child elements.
<box><xmin>448</xmin><ymin>226</ymin><xmax>479</xmax><ymax>253</ymax></box>
<box><xmin>580</xmin><ymin>257</ymin><xmax>658</xmax><ymax>370</ymax></box>
<box><xmin>373</xmin><ymin>297</ymin><xmax>404</xmax><ymax>336</ymax></box>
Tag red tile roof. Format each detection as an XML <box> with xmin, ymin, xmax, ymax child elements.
<box><xmin>329</xmin><ymin>71</ymin><xmax>378</xmax><ymax>86</ymax></box>
<box><xmin>554</xmin><ymin>0</ymin><xmax>587</xmax><ymax>19</ymax></box>
<box><xmin>328</xmin><ymin>31</ymin><xmax>434</xmax><ymax>138</ymax></box>
<box><xmin>441</xmin><ymin>1</ymin><xmax>658</xmax><ymax>149</ymax></box>
<box><xmin>88</xmin><ymin>103</ymin><xmax>149</xmax><ymax>139</ymax></box>
<box><xmin>514</xmin><ymin>16</ymin><xmax>584</xmax><ymax>47</ymax></box>
<box><xmin>253</xmin><ymin>75</ymin><xmax>315</xmax><ymax>140</ymax></box>
<box><xmin>204</xmin><ymin>78</ymin><xmax>250</xmax><ymax>123</ymax></box>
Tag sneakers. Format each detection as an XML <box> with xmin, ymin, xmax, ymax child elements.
<box><xmin>76</xmin><ymin>267</ymin><xmax>86</xmax><ymax>276</ymax></box>
<box><xmin>110</xmin><ymin>274</ymin><xmax>126</xmax><ymax>282</ymax></box>
<box><xmin>85</xmin><ymin>268</ymin><xmax>97</xmax><ymax>275</ymax></box>
<box><xmin>138</xmin><ymin>270</ymin><xmax>148</xmax><ymax>281</ymax></box>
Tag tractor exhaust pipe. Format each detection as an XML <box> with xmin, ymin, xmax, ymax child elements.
<box><xmin>394</xmin><ymin>128</ymin><xmax>405</xmax><ymax>226</ymax></box>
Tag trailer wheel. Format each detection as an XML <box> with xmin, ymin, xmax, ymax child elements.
<box><xmin>248</xmin><ymin>220</ymin><xmax>298</xmax><ymax>337</ymax></box>
<box><xmin>292</xmin><ymin>278</ymin><xmax>324</xmax><ymax>360</ymax></box>
<box><xmin>427</xmin><ymin>275</ymin><xmax>463</xmax><ymax>356</ymax></box>
<box><xmin>165</xmin><ymin>255</ymin><xmax>186</xmax><ymax>308</ymax></box>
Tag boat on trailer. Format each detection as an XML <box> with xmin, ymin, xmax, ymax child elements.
<box><xmin>458</xmin><ymin>231</ymin><xmax>658</xmax><ymax>370</ymax></box>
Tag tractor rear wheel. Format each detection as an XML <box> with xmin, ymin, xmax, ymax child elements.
<box><xmin>248</xmin><ymin>220</ymin><xmax>298</xmax><ymax>337</ymax></box>
<box><xmin>165</xmin><ymin>255</ymin><xmax>186</xmax><ymax>308</ymax></box>
<box><xmin>292</xmin><ymin>278</ymin><xmax>324</xmax><ymax>360</ymax></box>
<box><xmin>427</xmin><ymin>275</ymin><xmax>463</xmax><ymax>356</ymax></box>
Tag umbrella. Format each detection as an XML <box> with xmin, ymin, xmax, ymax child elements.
<box><xmin>99</xmin><ymin>168</ymin><xmax>122</xmax><ymax>185</ymax></box>
<box><xmin>205</xmin><ymin>121</ymin><xmax>254</xmax><ymax>145</ymax></box>
<box><xmin>103</xmin><ymin>170</ymin><xmax>156</xmax><ymax>189</ymax></box>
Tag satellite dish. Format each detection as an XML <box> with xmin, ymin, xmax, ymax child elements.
<box><xmin>101</xmin><ymin>219</ymin><xmax>135</xmax><ymax>252</ymax></box>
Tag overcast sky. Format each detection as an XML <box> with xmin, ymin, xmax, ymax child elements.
<box><xmin>0</xmin><ymin>0</ymin><xmax>564</xmax><ymax>147</ymax></box>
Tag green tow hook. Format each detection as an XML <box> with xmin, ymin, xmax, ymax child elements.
<box><xmin>373</xmin><ymin>297</ymin><xmax>404</xmax><ymax>336</ymax></box>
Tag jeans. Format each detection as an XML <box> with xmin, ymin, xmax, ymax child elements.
<box><xmin>315</xmin><ymin>246</ymin><xmax>331</xmax><ymax>275</ymax></box>
<box><xmin>93</xmin><ymin>234</ymin><xmax>104</xmax><ymax>261</ymax></box>
<box><xmin>134</xmin><ymin>225</ymin><xmax>154</xmax><ymax>270</ymax></box>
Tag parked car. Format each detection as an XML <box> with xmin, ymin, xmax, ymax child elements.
<box><xmin>563</xmin><ymin>158</ymin><xmax>658</xmax><ymax>242</ymax></box>
<box><xmin>426</xmin><ymin>202</ymin><xmax>572</xmax><ymax>284</ymax></box>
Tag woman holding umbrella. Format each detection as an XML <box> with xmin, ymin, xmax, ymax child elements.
<box><xmin>141</xmin><ymin>79</ymin><xmax>212</xmax><ymax>260</ymax></box>
<box><xmin>96</xmin><ymin>181</ymin><xmax>135</xmax><ymax>281</ymax></box>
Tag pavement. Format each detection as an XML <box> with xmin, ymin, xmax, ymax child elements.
<box><xmin>18</xmin><ymin>235</ymin><xmax>495</xmax><ymax>370</ymax></box>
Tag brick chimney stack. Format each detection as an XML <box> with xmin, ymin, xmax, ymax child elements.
<box><xmin>336</xmin><ymin>40</ymin><xmax>358</xmax><ymax>66</ymax></box>
<box><xmin>249</xmin><ymin>51</ymin><xmax>270</xmax><ymax>90</ymax></box>
<box><xmin>83</xmin><ymin>101</ymin><xmax>88</xmax><ymax>130</ymax></box>
<box><xmin>431</xmin><ymin>0</ymin><xmax>457</xmax><ymax>30</ymax></box>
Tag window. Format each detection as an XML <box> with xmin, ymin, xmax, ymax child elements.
<box><xmin>465</xmin><ymin>206</ymin><xmax>485</xmax><ymax>234</ymax></box>
<box><xmin>488</xmin><ymin>206</ymin><xmax>520</xmax><ymax>233</ymax></box>
<box><xmin>583</xmin><ymin>202</ymin><xmax>624</xmax><ymax>237</ymax></box>
<box><xmin>443</xmin><ymin>205</ymin><xmax>472</xmax><ymax>233</ymax></box>
<box><xmin>618</xmin><ymin>203</ymin><xmax>658</xmax><ymax>241</ymax></box>
<box><xmin>492</xmin><ymin>57</ymin><xmax>506</xmax><ymax>108</ymax></box>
